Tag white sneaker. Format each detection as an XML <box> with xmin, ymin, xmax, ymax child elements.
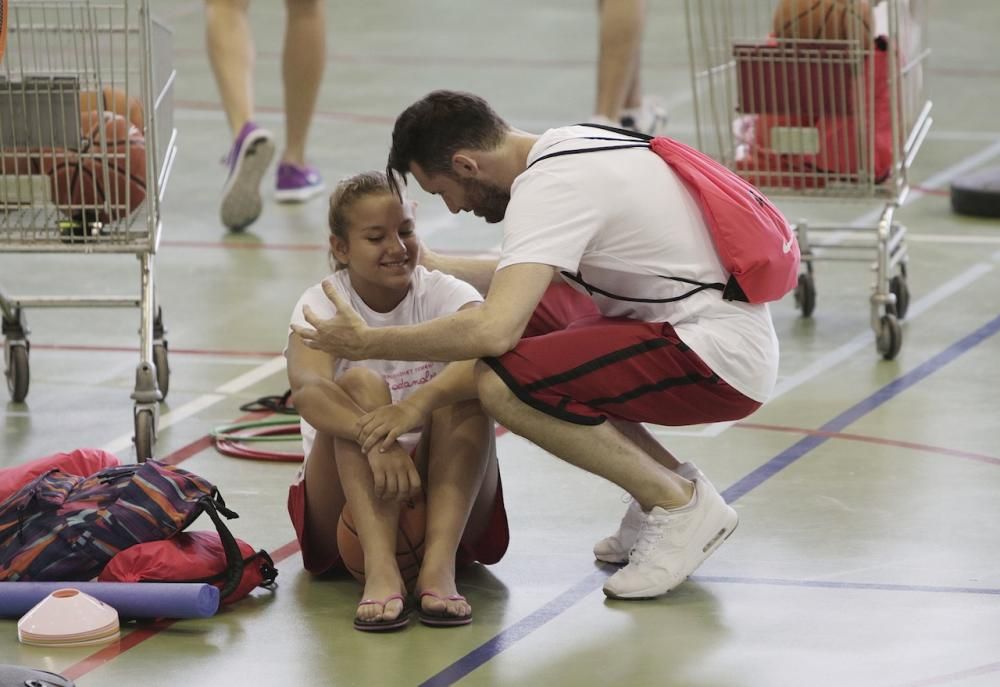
<box><xmin>593</xmin><ymin>462</ymin><xmax>704</xmax><ymax>564</ymax></box>
<box><xmin>619</xmin><ymin>97</ymin><xmax>669</xmax><ymax>137</ymax></box>
<box><xmin>593</xmin><ymin>498</ymin><xmax>644</xmax><ymax>564</ymax></box>
<box><xmin>602</xmin><ymin>477</ymin><xmax>738</xmax><ymax>599</ymax></box>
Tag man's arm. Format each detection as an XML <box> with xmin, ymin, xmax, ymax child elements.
<box><xmin>297</xmin><ymin>262</ymin><xmax>557</xmax><ymax>363</ymax></box>
<box><xmin>369</xmin><ymin>262</ymin><xmax>555</xmax><ymax>360</ymax></box>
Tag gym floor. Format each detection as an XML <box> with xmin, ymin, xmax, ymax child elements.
<box><xmin>2</xmin><ymin>1</ymin><xmax>1000</xmax><ymax>685</ymax></box>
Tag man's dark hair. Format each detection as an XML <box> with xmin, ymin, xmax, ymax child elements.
<box><xmin>386</xmin><ymin>90</ymin><xmax>509</xmax><ymax>198</ymax></box>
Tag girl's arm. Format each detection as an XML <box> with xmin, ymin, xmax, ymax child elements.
<box><xmin>355</xmin><ymin>359</ymin><xmax>480</xmax><ymax>454</ymax></box>
<box><xmin>286</xmin><ymin>333</ymin><xmax>369</xmax><ymax>440</ymax></box>
<box><xmin>287</xmin><ymin>333</ymin><xmax>422</xmax><ymax>500</ymax></box>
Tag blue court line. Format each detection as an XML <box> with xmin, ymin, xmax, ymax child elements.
<box><xmin>419</xmin><ymin>312</ymin><xmax>1000</xmax><ymax>687</ymax></box>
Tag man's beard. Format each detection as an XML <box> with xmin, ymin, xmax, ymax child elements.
<box><xmin>461</xmin><ymin>177</ymin><xmax>510</xmax><ymax>224</ymax></box>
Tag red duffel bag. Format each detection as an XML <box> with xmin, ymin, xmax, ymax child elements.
<box><xmin>98</xmin><ymin>530</ymin><xmax>277</xmax><ymax>605</ymax></box>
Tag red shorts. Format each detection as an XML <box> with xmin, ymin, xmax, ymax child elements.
<box><xmin>287</xmin><ymin>465</ymin><xmax>509</xmax><ymax>575</ymax></box>
<box><xmin>484</xmin><ymin>284</ymin><xmax>762</xmax><ymax>426</ymax></box>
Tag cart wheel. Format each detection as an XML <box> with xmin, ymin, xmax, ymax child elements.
<box><xmin>5</xmin><ymin>344</ymin><xmax>30</xmax><ymax>402</ymax></box>
<box><xmin>794</xmin><ymin>273</ymin><xmax>816</xmax><ymax>318</ymax></box>
<box><xmin>134</xmin><ymin>409</ymin><xmax>156</xmax><ymax>463</ymax></box>
<box><xmin>876</xmin><ymin>314</ymin><xmax>903</xmax><ymax>361</ymax></box>
<box><xmin>888</xmin><ymin>275</ymin><xmax>910</xmax><ymax>320</ymax></box>
<box><xmin>153</xmin><ymin>343</ymin><xmax>170</xmax><ymax>401</ymax></box>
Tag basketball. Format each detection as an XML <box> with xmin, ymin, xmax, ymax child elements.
<box><xmin>337</xmin><ymin>497</ymin><xmax>426</xmax><ymax>588</ymax></box>
<box><xmin>79</xmin><ymin>86</ymin><xmax>145</xmax><ymax>134</ymax></box>
<box><xmin>773</xmin><ymin>0</ymin><xmax>873</xmax><ymax>46</ymax></box>
<box><xmin>43</xmin><ymin>110</ymin><xmax>147</xmax><ymax>224</ymax></box>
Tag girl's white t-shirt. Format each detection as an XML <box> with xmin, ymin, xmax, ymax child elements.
<box><xmin>286</xmin><ymin>266</ymin><xmax>482</xmax><ymax>464</ymax></box>
<box><xmin>496</xmin><ymin>125</ymin><xmax>780</xmax><ymax>402</ymax></box>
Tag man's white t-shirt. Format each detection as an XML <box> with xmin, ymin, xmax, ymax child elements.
<box><xmin>286</xmin><ymin>266</ymin><xmax>482</xmax><ymax>463</ymax></box>
<box><xmin>497</xmin><ymin>125</ymin><xmax>779</xmax><ymax>402</ymax></box>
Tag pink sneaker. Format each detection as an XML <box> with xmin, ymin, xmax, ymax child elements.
<box><xmin>275</xmin><ymin>162</ymin><xmax>325</xmax><ymax>203</ymax></box>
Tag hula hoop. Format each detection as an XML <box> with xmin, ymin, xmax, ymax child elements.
<box><xmin>211</xmin><ymin>417</ymin><xmax>304</xmax><ymax>462</ymax></box>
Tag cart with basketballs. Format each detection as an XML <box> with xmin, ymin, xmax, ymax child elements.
<box><xmin>0</xmin><ymin>0</ymin><xmax>177</xmax><ymax>459</ymax></box>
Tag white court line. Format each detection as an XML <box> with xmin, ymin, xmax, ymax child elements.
<box><xmin>100</xmin><ymin>393</ymin><xmax>228</xmax><ymax>455</ymax></box>
<box><xmin>215</xmin><ymin>355</ymin><xmax>286</xmax><ymax>394</ymax></box>
<box><xmin>100</xmin><ymin>356</ymin><xmax>286</xmax><ymax>455</ymax></box>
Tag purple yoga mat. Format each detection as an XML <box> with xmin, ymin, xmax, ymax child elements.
<box><xmin>0</xmin><ymin>582</ymin><xmax>220</xmax><ymax>619</ymax></box>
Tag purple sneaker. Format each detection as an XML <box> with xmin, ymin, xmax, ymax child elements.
<box><xmin>275</xmin><ymin>162</ymin><xmax>325</xmax><ymax>203</ymax></box>
<box><xmin>220</xmin><ymin>121</ymin><xmax>275</xmax><ymax>231</ymax></box>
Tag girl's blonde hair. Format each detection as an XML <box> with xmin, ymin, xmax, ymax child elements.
<box><xmin>327</xmin><ymin>170</ymin><xmax>398</xmax><ymax>270</ymax></box>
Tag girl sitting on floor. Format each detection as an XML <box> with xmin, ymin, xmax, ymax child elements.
<box><xmin>285</xmin><ymin>170</ymin><xmax>508</xmax><ymax>632</ymax></box>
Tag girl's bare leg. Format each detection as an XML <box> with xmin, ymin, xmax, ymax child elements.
<box><xmin>336</xmin><ymin>368</ymin><xmax>407</xmax><ymax>623</ymax></box>
<box><xmin>417</xmin><ymin>400</ymin><xmax>496</xmax><ymax>619</ymax></box>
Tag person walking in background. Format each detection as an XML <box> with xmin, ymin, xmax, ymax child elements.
<box><xmin>592</xmin><ymin>0</ymin><xmax>667</xmax><ymax>135</ymax></box>
<box><xmin>205</xmin><ymin>0</ymin><xmax>327</xmax><ymax>231</ymax></box>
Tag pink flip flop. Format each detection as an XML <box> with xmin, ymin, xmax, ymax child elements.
<box><xmin>353</xmin><ymin>593</ymin><xmax>411</xmax><ymax>632</ymax></box>
<box><xmin>418</xmin><ymin>590</ymin><xmax>473</xmax><ymax>627</ymax></box>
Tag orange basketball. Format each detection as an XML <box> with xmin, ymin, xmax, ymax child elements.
<box><xmin>337</xmin><ymin>497</ymin><xmax>426</xmax><ymax>588</ymax></box>
<box><xmin>42</xmin><ymin>110</ymin><xmax>147</xmax><ymax>224</ymax></box>
<box><xmin>773</xmin><ymin>0</ymin><xmax>873</xmax><ymax>46</ymax></box>
<box><xmin>80</xmin><ymin>86</ymin><xmax>145</xmax><ymax>134</ymax></box>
